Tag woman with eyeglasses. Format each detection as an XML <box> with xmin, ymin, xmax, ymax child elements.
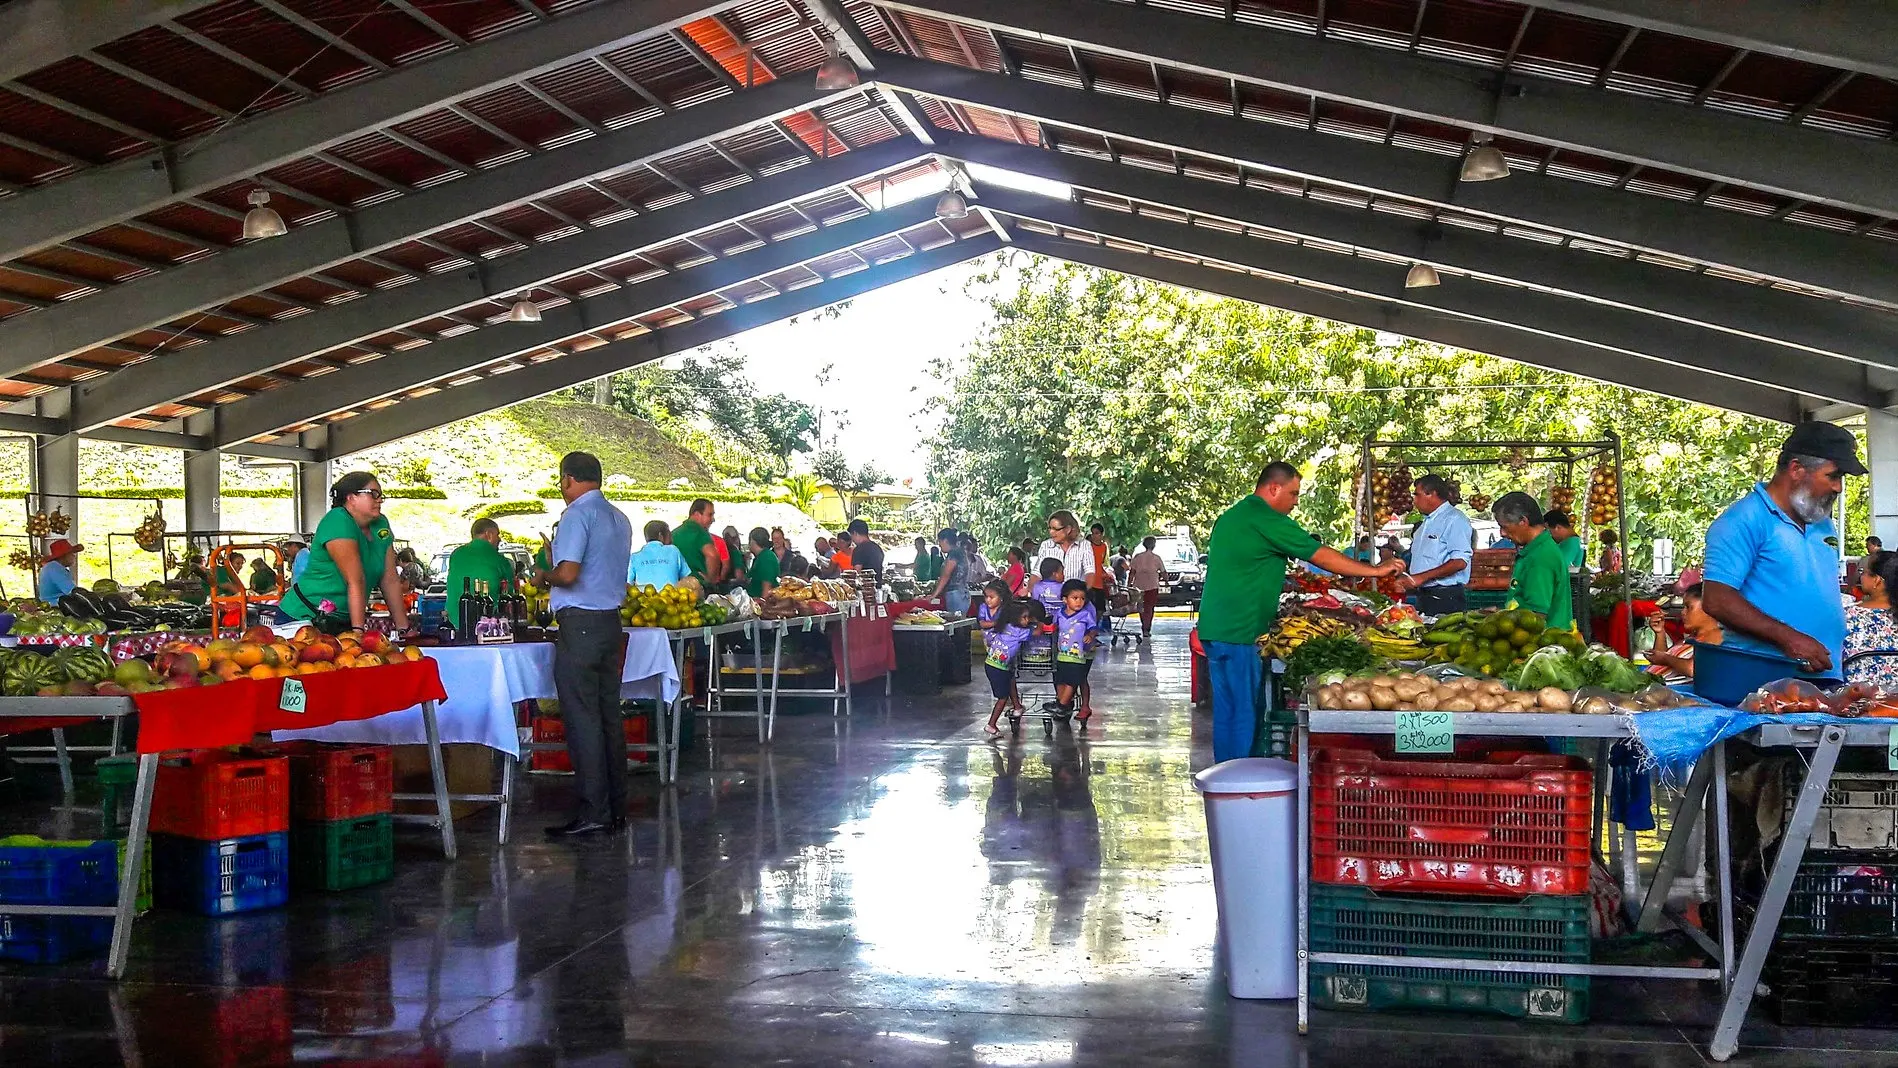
<box><xmin>283</xmin><ymin>470</ymin><xmax>411</xmax><ymax>634</ymax></box>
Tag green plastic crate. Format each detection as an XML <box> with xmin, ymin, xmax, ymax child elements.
<box><xmin>290</xmin><ymin>815</ymin><xmax>393</xmax><ymax>892</ymax></box>
<box><xmin>1309</xmin><ymin>885</ymin><xmax>1591</xmax><ymax>1024</ymax></box>
<box><xmin>1254</xmin><ymin>708</ymin><xmax>1296</xmax><ymax>759</ymax></box>
<box><xmin>0</xmin><ymin>835</ymin><xmax>149</xmax><ymax>914</ymax></box>
<box><xmin>1465</xmin><ymin>589</ymin><xmax>1511</xmax><ymax>610</ymax></box>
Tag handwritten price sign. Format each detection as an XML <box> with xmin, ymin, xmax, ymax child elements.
<box><xmin>1888</xmin><ymin>726</ymin><xmax>1898</xmax><ymax>771</ymax></box>
<box><xmin>1394</xmin><ymin>710</ymin><xmax>1455</xmax><ymax>754</ymax></box>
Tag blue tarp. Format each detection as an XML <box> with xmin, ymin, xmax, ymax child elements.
<box><xmin>1624</xmin><ymin>706</ymin><xmax>1867</xmax><ymax>781</ymax></box>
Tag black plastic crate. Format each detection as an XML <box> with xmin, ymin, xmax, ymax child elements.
<box><xmin>1772</xmin><ymin>936</ymin><xmax>1898</xmax><ymax>1027</ymax></box>
<box><xmin>1779</xmin><ymin>853</ymin><xmax>1898</xmax><ymax>941</ymax></box>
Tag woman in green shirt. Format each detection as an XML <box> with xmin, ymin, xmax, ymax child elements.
<box><xmin>284</xmin><ymin>471</ymin><xmax>411</xmax><ymax>633</ymax></box>
<box><xmin>746</xmin><ymin>526</ymin><xmax>780</xmax><ymax>597</ymax></box>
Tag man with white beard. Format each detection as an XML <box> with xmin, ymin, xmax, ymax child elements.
<box><xmin>1703</xmin><ymin>423</ymin><xmax>1865</xmax><ymax>675</ymax></box>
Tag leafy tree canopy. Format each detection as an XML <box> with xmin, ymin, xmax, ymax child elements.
<box><xmin>924</xmin><ymin>254</ymin><xmax>1798</xmax><ymax>567</ymax></box>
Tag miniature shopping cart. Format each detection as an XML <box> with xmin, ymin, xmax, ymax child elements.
<box><xmin>1106</xmin><ymin>581</ymin><xmax>1139</xmax><ymax>648</ymax></box>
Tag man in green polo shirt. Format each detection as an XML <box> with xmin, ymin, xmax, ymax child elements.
<box><xmin>1493</xmin><ymin>492</ymin><xmax>1574</xmax><ymax>629</ymax></box>
<box><xmin>446</xmin><ymin>518</ymin><xmax>515</xmax><ymax>611</ymax></box>
<box><xmin>671</xmin><ymin>498</ymin><xmax>724</xmax><ymax>586</ymax></box>
<box><xmin>1545</xmin><ymin>509</ymin><xmax>1587</xmax><ymax>572</ymax></box>
<box><xmin>1200</xmin><ymin>462</ymin><xmax>1405</xmax><ymax>762</ymax></box>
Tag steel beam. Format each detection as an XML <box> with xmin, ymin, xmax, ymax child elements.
<box><xmin>0</xmin><ymin>1</ymin><xmax>219</xmax><ymax>83</ymax></box>
<box><xmin>1019</xmin><ymin>234</ymin><xmax>1807</xmax><ymax>424</ymax></box>
<box><xmin>321</xmin><ymin>234</ymin><xmax>999</xmax><ymax>457</ymax></box>
<box><xmin>977</xmin><ymin>185</ymin><xmax>1884</xmax><ymax>407</ymax></box>
<box><xmin>802</xmin><ymin>0</ymin><xmax>936</xmax><ymax>144</ymax></box>
<box><xmin>935</xmin><ymin>132</ymin><xmax>1898</xmax><ymax>370</ymax></box>
<box><xmin>216</xmin><ymin>195</ymin><xmax>954</xmax><ymax>446</ymax></box>
<box><xmin>73</xmin><ymin>139</ymin><xmax>928</xmax><ymax>432</ymax></box>
<box><xmin>1529</xmin><ymin>1</ymin><xmax>1898</xmax><ymax>84</ymax></box>
<box><xmin>1</xmin><ymin>77</ymin><xmax>837</xmax><ymax>385</ymax></box>
<box><xmin>0</xmin><ymin>0</ymin><xmax>730</xmax><ymax>260</ymax></box>
<box><xmin>884</xmin><ymin>0</ymin><xmax>1898</xmax><ymax>217</ymax></box>
<box><xmin>872</xmin><ymin>52</ymin><xmax>1898</xmax><ymax>309</ymax></box>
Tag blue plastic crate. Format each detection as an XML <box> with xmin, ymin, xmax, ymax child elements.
<box><xmin>0</xmin><ymin>913</ymin><xmax>113</xmax><ymax>964</ymax></box>
<box><xmin>1691</xmin><ymin>640</ymin><xmax>1838</xmax><ymax>707</ymax></box>
<box><xmin>153</xmin><ymin>833</ymin><xmax>290</xmax><ymax>917</ymax></box>
<box><xmin>0</xmin><ymin>838</ymin><xmax>118</xmax><ymax>906</ymax></box>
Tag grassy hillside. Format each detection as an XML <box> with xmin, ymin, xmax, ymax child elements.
<box><xmin>496</xmin><ymin>400</ymin><xmax>715</xmax><ymax>486</ymax></box>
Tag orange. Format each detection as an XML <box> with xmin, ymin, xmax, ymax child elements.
<box><xmin>246</xmin><ymin>663</ymin><xmax>275</xmax><ymax>681</ymax></box>
<box><xmin>233</xmin><ymin>643</ymin><xmax>264</xmax><ymax>668</ymax></box>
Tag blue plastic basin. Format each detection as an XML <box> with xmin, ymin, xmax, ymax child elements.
<box><xmin>1690</xmin><ymin>641</ymin><xmax>1838</xmax><ymax>708</ymax></box>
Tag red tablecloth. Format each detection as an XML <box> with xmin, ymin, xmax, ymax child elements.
<box><xmin>134</xmin><ymin>658</ymin><xmax>448</xmax><ymax>754</ymax></box>
<box><xmin>831</xmin><ymin>615</ymin><xmax>895</xmax><ymax>685</ymax></box>
<box><xmin>1594</xmin><ymin>598</ymin><xmax>1659</xmax><ymax>658</ymax></box>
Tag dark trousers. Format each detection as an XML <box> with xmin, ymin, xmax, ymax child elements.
<box><xmin>554</xmin><ymin>607</ymin><xmax>625</xmax><ymax>823</ymax></box>
<box><xmin>1415</xmin><ymin>584</ymin><xmax>1467</xmax><ymax>615</ymax></box>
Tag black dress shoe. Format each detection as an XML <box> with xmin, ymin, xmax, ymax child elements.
<box><xmin>545</xmin><ymin>819</ymin><xmax>609</xmax><ymax>838</ymax></box>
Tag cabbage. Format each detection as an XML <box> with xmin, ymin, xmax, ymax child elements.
<box><xmin>1580</xmin><ymin>645</ymin><xmax>1653</xmax><ymax>693</ymax></box>
<box><xmin>1515</xmin><ymin>645</ymin><xmax>1587</xmax><ymax>691</ymax></box>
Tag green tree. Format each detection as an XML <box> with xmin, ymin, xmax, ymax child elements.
<box><xmin>572</xmin><ymin>345</ymin><xmax>819</xmax><ymax>479</ymax></box>
<box><xmin>926</xmin><ymin>255</ymin><xmax>1786</xmax><ymax>570</ymax></box>
<box><xmin>780</xmin><ymin>473</ymin><xmax>821</xmax><ymax>515</ymax></box>
<box><xmin>813</xmin><ymin>448</ymin><xmax>889</xmax><ymax>520</ymax></box>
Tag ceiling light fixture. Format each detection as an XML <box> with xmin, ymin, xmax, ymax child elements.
<box><xmin>1404</xmin><ymin>263</ymin><xmax>1441</xmax><ymax>289</ymax></box>
<box><xmin>242</xmin><ymin>189</ymin><xmax>287</xmax><ymax>240</ymax></box>
<box><xmin>1459</xmin><ymin>138</ymin><xmax>1510</xmax><ymax>182</ymax></box>
<box><xmin>814</xmin><ymin>41</ymin><xmax>860</xmax><ymax>91</ymax></box>
<box><xmin>507</xmin><ymin>295</ymin><xmax>542</xmax><ymax>323</ymax></box>
<box><xmin>934</xmin><ymin>190</ymin><xmax>970</xmax><ymax>220</ymax></box>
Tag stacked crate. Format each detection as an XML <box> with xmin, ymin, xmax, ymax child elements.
<box><xmin>0</xmin><ymin>838</ymin><xmax>123</xmax><ymax>962</ymax></box>
<box><xmin>1307</xmin><ymin>748</ymin><xmax>1595</xmax><ymax>1023</ymax></box>
<box><xmin>1763</xmin><ymin>764</ymin><xmax>1898</xmax><ymax>1027</ymax></box>
<box><xmin>526</xmin><ymin>714</ymin><xmax>651</xmax><ymax>773</ymax></box>
<box><xmin>278</xmin><ymin>742</ymin><xmax>395</xmax><ymax>893</ymax></box>
<box><xmin>1468</xmin><ymin>548</ymin><xmax>1516</xmax><ymax>592</ymax></box>
<box><xmin>149</xmin><ymin>749</ymin><xmax>292</xmax><ymax>916</ymax></box>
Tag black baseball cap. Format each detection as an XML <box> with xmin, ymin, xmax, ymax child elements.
<box><xmin>1781</xmin><ymin>421</ymin><xmax>1867</xmax><ymax>476</ymax></box>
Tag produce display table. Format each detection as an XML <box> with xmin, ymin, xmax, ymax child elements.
<box><xmin>0</xmin><ymin>659</ymin><xmax>455</xmax><ymax>980</ymax></box>
<box><xmin>891</xmin><ymin>617</ymin><xmax>977</xmax><ymax>695</ymax></box>
<box><xmin>704</xmin><ymin>610</ymin><xmax>890</xmax><ymax>747</ymax></box>
<box><xmin>1293</xmin><ymin>708</ymin><xmax>1882</xmax><ymax>1062</ymax></box>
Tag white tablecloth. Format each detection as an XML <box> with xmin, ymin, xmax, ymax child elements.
<box><xmin>273</xmin><ymin>630</ymin><xmax>680</xmax><ymax>757</ymax></box>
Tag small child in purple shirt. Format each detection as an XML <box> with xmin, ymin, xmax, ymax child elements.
<box><xmin>1053</xmin><ymin>579</ymin><xmax>1099</xmax><ymax>722</ymax></box>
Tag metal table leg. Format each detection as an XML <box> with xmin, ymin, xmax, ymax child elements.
<box><xmin>1712</xmin><ymin>741</ymin><xmax>1735</xmax><ymax>993</ymax></box>
<box><xmin>1296</xmin><ymin>714</ymin><xmax>1311</xmax><ymax>1035</ymax></box>
<box><xmin>496</xmin><ymin>751</ymin><xmax>515</xmax><ymax>847</ymax></box>
<box><xmin>839</xmin><ymin>613</ymin><xmax>854</xmax><ymax>718</ymax></box>
<box><xmin>421</xmin><ymin>699</ymin><xmax>457</xmax><ymax>861</ymax></box>
<box><xmin>105</xmin><ymin>753</ymin><xmax>158</xmax><ymax>980</ymax></box>
<box><xmin>1636</xmin><ymin>754</ymin><xmax>1715</xmax><ymax>932</ymax></box>
<box><xmin>752</xmin><ymin>623</ymin><xmax>766</xmax><ymax>744</ymax></box>
<box><xmin>1708</xmin><ymin>727</ymin><xmax>1846</xmax><ymax>1062</ymax></box>
<box><xmin>766</xmin><ymin>622</ymin><xmax>784</xmax><ymax>743</ymax></box>
<box><xmin>52</xmin><ymin>727</ymin><xmax>73</xmax><ymax>800</ymax></box>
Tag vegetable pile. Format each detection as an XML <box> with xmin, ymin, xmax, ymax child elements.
<box><xmin>1283</xmin><ymin>635</ymin><xmax>1377</xmax><ymax>695</ymax></box>
<box><xmin>1508</xmin><ymin>645</ymin><xmax>1654</xmax><ymax>694</ymax></box>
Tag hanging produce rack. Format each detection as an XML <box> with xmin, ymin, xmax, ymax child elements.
<box><xmin>1356</xmin><ymin>434</ymin><xmax>1632</xmax><ymax>642</ymax></box>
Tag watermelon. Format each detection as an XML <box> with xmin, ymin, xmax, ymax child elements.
<box><xmin>5</xmin><ymin>654</ymin><xmax>65</xmax><ymax>696</ymax></box>
<box><xmin>53</xmin><ymin>646</ymin><xmax>111</xmax><ymax>684</ymax></box>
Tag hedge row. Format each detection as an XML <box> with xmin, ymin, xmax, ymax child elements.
<box><xmin>467</xmin><ymin>499</ymin><xmax>546</xmax><ymax>521</ymax></box>
<box><xmin>532</xmin><ymin>487</ymin><xmax>779</xmax><ymax>504</ymax></box>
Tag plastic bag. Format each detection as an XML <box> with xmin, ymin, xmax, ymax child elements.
<box><xmin>1821</xmin><ymin>680</ymin><xmax>1883</xmax><ymax>717</ymax></box>
<box><xmin>1738</xmin><ymin>678</ymin><xmax>1828</xmax><ymax>714</ymax></box>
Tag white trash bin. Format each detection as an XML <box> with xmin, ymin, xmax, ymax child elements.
<box><xmin>1194</xmin><ymin>757</ymin><xmax>1298</xmax><ymax>999</ymax></box>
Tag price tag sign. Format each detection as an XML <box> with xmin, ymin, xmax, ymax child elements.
<box><xmin>1394</xmin><ymin>710</ymin><xmax>1455</xmax><ymax>754</ymax></box>
<box><xmin>803</xmin><ymin>617</ymin><xmax>814</xmax><ymax>633</ymax></box>
<box><xmin>700</xmin><ymin>627</ymin><xmax>713</xmax><ymax>643</ymax></box>
<box><xmin>279</xmin><ymin>677</ymin><xmax>307</xmax><ymax>715</ymax></box>
<box><xmin>1888</xmin><ymin>726</ymin><xmax>1898</xmax><ymax>771</ymax></box>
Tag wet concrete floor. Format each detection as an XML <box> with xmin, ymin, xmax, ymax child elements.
<box><xmin>2</xmin><ymin>621</ymin><xmax>1896</xmax><ymax>1065</ymax></box>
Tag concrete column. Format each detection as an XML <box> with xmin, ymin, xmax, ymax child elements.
<box><xmin>32</xmin><ymin>388</ymin><xmax>78</xmax><ymax>553</ymax></box>
<box><xmin>295</xmin><ymin>459</ymin><xmax>331</xmax><ymax>534</ymax></box>
<box><xmin>182</xmin><ymin>412</ymin><xmax>220</xmax><ymax>534</ymax></box>
<box><xmin>1868</xmin><ymin>409</ymin><xmax>1898</xmax><ymax>547</ymax></box>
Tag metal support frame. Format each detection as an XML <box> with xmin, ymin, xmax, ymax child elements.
<box><xmin>0</xmin><ymin>0</ymin><xmax>734</xmax><ymax>261</ymax></box>
<box><xmin>180</xmin><ymin>410</ymin><xmax>220</xmax><ymax>534</ymax></box>
<box><xmin>884</xmin><ymin>0</ymin><xmax>1898</xmax><ymax>216</ymax></box>
<box><xmin>193</xmin><ymin>140</ymin><xmax>930</xmax><ymax>443</ymax></box>
<box><xmin>7</xmin><ymin>76</ymin><xmax>842</xmax><ymax>392</ymax></box>
<box><xmin>934</xmin><ymin>132</ymin><xmax>1898</xmax><ymax>374</ymax></box>
<box><xmin>1529</xmin><ymin>1</ymin><xmax>1898</xmax><ymax>83</ymax></box>
<box><xmin>294</xmin><ymin>459</ymin><xmax>330</xmax><ymax>534</ymax></box>
<box><xmin>994</xmin><ymin>193</ymin><xmax>1853</xmax><ymax>409</ymax></box>
<box><xmin>0</xmin><ymin>1</ymin><xmax>220</xmax><ymax>82</ymax></box>
<box><xmin>871</xmin><ymin>52</ymin><xmax>1898</xmax><ymax>309</ymax></box>
<box><xmin>802</xmin><ymin>0</ymin><xmax>937</xmax><ymax>146</ymax></box>
<box><xmin>316</xmin><ymin>232</ymin><xmax>1000</xmax><ymax>458</ymax></box>
<box><xmin>1020</xmin><ymin>234</ymin><xmax>1807</xmax><ymax>422</ymax></box>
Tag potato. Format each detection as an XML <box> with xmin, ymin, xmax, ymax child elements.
<box><xmin>1637</xmin><ymin>686</ymin><xmax>1675</xmax><ymax>708</ymax></box>
<box><xmin>1537</xmin><ymin>687</ymin><xmax>1573</xmax><ymax>712</ymax></box>
<box><xmin>1455</xmin><ymin>678</ymin><xmax>1483</xmax><ymax>693</ymax></box>
<box><xmin>1440</xmin><ymin>697</ymin><xmax>1478</xmax><ymax>712</ymax></box>
<box><xmin>1497</xmin><ymin>700</ymin><xmax>1532</xmax><ymax>714</ymax></box>
<box><xmin>1370</xmin><ymin>686</ymin><xmax>1400</xmax><ymax>711</ymax></box>
<box><xmin>1342</xmin><ymin>690</ymin><xmax>1373</xmax><ymax>711</ymax></box>
<box><xmin>1393</xmin><ymin>679</ymin><xmax>1427</xmax><ymax>702</ymax></box>
<box><xmin>1577</xmin><ymin>695</ymin><xmax>1614</xmax><ymax>716</ymax></box>
<box><xmin>1371</xmin><ymin>675</ymin><xmax>1398</xmax><ymax>689</ymax></box>
<box><xmin>1479</xmin><ymin>680</ymin><xmax>1508</xmax><ymax>697</ymax></box>
<box><xmin>1473</xmin><ymin>693</ymin><xmax>1504</xmax><ymax>713</ymax></box>
<box><xmin>1394</xmin><ymin>701</ymin><xmax>1414</xmax><ymax>711</ymax></box>
<box><xmin>1317</xmin><ymin>684</ymin><xmax>1343</xmax><ymax>710</ymax></box>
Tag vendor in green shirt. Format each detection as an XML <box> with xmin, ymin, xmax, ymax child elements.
<box><xmin>214</xmin><ymin>551</ymin><xmax>245</xmax><ymax>597</ymax></box>
<box><xmin>1494</xmin><ymin>492</ymin><xmax>1574</xmax><ymax>629</ymax></box>
<box><xmin>1199</xmin><ymin>462</ymin><xmax>1405</xmax><ymax>762</ymax></box>
<box><xmin>446</xmin><ymin>518</ymin><xmax>516</xmax><ymax>609</ymax></box>
<box><xmin>911</xmin><ymin>536</ymin><xmax>941</xmax><ymax>583</ymax></box>
<box><xmin>671</xmin><ymin>498</ymin><xmax>724</xmax><ymax>586</ymax></box>
<box><xmin>745</xmin><ymin>526</ymin><xmax>780</xmax><ymax>597</ymax></box>
<box><xmin>1545</xmin><ymin>509</ymin><xmax>1588</xmax><ymax>571</ymax></box>
<box><xmin>283</xmin><ymin>470</ymin><xmax>411</xmax><ymax>633</ymax></box>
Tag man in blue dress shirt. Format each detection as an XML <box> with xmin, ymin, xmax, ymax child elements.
<box><xmin>533</xmin><ymin>451</ymin><xmax>634</xmax><ymax>838</ymax></box>
<box><xmin>1396</xmin><ymin>474</ymin><xmax>1473</xmax><ymax>615</ymax></box>
<box><xmin>1704</xmin><ymin>423</ymin><xmax>1863</xmax><ymax>675</ymax></box>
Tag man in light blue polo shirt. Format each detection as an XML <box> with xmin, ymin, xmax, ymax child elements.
<box><xmin>534</xmin><ymin>451</ymin><xmax>634</xmax><ymax>839</ymax></box>
<box><xmin>1703</xmin><ymin>423</ymin><xmax>1863</xmax><ymax>675</ymax></box>
<box><xmin>1397</xmin><ymin>474</ymin><xmax>1473</xmax><ymax>615</ymax></box>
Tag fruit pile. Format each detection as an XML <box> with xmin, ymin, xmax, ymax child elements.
<box><xmin>1310</xmin><ymin>673</ymin><xmax>1578</xmax><ymax>714</ymax></box>
<box><xmin>128</xmin><ymin>625</ymin><xmax>421</xmax><ymax>692</ymax></box>
<box><xmin>134</xmin><ymin>511</ymin><xmax>166</xmax><ymax>552</ymax></box>
<box><xmin>1467</xmin><ymin>493</ymin><xmax>1491</xmax><ymax>513</ymax></box>
<box><xmin>1420</xmin><ymin>608</ymin><xmax>1583</xmax><ymax>677</ymax></box>
<box><xmin>621</xmin><ymin>584</ymin><xmax>710</xmax><ymax>630</ymax></box>
<box><xmin>1586</xmin><ymin>463</ymin><xmax>1619</xmax><ymax>527</ymax></box>
<box><xmin>0</xmin><ymin>646</ymin><xmax>113</xmax><ymax>696</ymax></box>
<box><xmin>1258</xmin><ymin>614</ymin><xmax>1359</xmax><ymax>661</ymax></box>
<box><xmin>1360</xmin><ymin>462</ymin><xmax>1414</xmax><ymax>526</ymax></box>
<box><xmin>25</xmin><ymin>509</ymin><xmax>69</xmax><ymax>537</ymax></box>
<box><xmin>11</xmin><ymin>610</ymin><xmax>106</xmax><ymax>637</ymax></box>
<box><xmin>1549</xmin><ymin>484</ymin><xmax>1576</xmax><ymax>512</ymax></box>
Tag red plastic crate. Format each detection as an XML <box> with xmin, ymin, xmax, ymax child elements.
<box><xmin>151</xmin><ymin>749</ymin><xmax>289</xmax><ymax>841</ymax></box>
<box><xmin>527</xmin><ymin>716</ymin><xmax>649</xmax><ymax>773</ymax></box>
<box><xmin>273</xmin><ymin>742</ymin><xmax>393</xmax><ymax>821</ymax></box>
<box><xmin>1311</xmin><ymin>749</ymin><xmax>1594</xmax><ymax>897</ymax></box>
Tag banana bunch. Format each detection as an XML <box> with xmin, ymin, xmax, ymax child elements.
<box><xmin>1363</xmin><ymin>627</ymin><xmax>1427</xmax><ymax>661</ymax></box>
<box><xmin>1258</xmin><ymin>615</ymin><xmax>1357</xmax><ymax>659</ymax></box>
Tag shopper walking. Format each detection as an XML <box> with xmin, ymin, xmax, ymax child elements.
<box><xmin>1128</xmin><ymin>536</ymin><xmax>1165</xmax><ymax>640</ymax></box>
<box><xmin>1397</xmin><ymin>474</ymin><xmax>1473</xmax><ymax>614</ymax></box>
<box><xmin>1200</xmin><ymin>463</ymin><xmax>1402</xmax><ymax>763</ymax></box>
<box><xmin>931</xmin><ymin>527</ymin><xmax>970</xmax><ymax>614</ymax></box>
<box><xmin>1036</xmin><ymin>510</ymin><xmax>1093</xmax><ymax>588</ymax></box>
<box><xmin>536</xmin><ymin>451</ymin><xmax>634</xmax><ymax>839</ymax></box>
<box><xmin>1085</xmin><ymin>523</ymin><xmax>1111</xmax><ymax>616</ymax></box>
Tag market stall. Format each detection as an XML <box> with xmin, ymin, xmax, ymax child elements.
<box><xmin>890</xmin><ymin>609</ymin><xmax>977</xmax><ymax>695</ymax></box>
